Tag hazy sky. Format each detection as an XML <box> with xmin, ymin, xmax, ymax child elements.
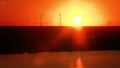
<box><xmin>0</xmin><ymin>0</ymin><xmax>120</xmax><ymax>26</ymax></box>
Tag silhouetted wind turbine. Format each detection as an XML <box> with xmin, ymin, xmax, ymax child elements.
<box><xmin>59</xmin><ymin>13</ymin><xmax>62</xmax><ymax>26</ymax></box>
<box><xmin>40</xmin><ymin>14</ymin><xmax>43</xmax><ymax>26</ymax></box>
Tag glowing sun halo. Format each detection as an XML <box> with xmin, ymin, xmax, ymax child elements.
<box><xmin>71</xmin><ymin>16</ymin><xmax>83</xmax><ymax>30</ymax></box>
<box><xmin>73</xmin><ymin>16</ymin><xmax>82</xmax><ymax>25</ymax></box>
<box><xmin>50</xmin><ymin>1</ymin><xmax>107</xmax><ymax>27</ymax></box>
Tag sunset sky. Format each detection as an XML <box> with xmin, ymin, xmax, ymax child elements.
<box><xmin>0</xmin><ymin>0</ymin><xmax>120</xmax><ymax>26</ymax></box>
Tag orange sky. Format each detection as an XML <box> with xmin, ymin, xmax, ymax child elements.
<box><xmin>0</xmin><ymin>0</ymin><xmax>120</xmax><ymax>26</ymax></box>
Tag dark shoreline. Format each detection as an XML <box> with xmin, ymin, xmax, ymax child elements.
<box><xmin>0</xmin><ymin>26</ymin><xmax>120</xmax><ymax>54</ymax></box>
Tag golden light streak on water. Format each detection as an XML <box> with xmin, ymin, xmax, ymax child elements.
<box><xmin>75</xmin><ymin>58</ymin><xmax>85</xmax><ymax>68</ymax></box>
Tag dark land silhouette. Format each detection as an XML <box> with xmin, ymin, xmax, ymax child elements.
<box><xmin>0</xmin><ymin>26</ymin><xmax>120</xmax><ymax>54</ymax></box>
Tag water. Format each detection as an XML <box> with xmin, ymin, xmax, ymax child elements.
<box><xmin>0</xmin><ymin>51</ymin><xmax>120</xmax><ymax>68</ymax></box>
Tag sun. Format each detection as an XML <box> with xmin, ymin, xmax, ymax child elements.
<box><xmin>71</xmin><ymin>16</ymin><xmax>83</xmax><ymax>30</ymax></box>
<box><xmin>73</xmin><ymin>16</ymin><xmax>82</xmax><ymax>25</ymax></box>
